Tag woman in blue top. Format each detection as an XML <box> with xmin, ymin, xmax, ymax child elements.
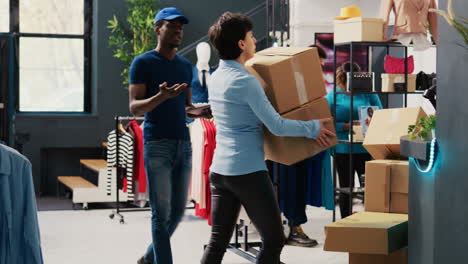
<box><xmin>201</xmin><ymin>12</ymin><xmax>335</xmax><ymax>264</ymax></box>
<box><xmin>325</xmin><ymin>62</ymin><xmax>383</xmax><ymax>218</ymax></box>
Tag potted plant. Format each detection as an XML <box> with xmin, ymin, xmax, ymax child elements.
<box><xmin>408</xmin><ymin>115</ymin><xmax>436</xmax><ymax>141</ymax></box>
<box><xmin>108</xmin><ymin>0</ymin><xmax>159</xmax><ymax>87</ymax></box>
<box><xmin>400</xmin><ymin>115</ymin><xmax>436</xmax><ymax>160</ymax></box>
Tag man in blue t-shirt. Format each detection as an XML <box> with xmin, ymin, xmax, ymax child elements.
<box><xmin>128</xmin><ymin>7</ymin><xmax>207</xmax><ymax>264</ymax></box>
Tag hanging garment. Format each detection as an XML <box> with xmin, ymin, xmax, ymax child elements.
<box><xmin>381</xmin><ymin>0</ymin><xmax>438</xmax><ymax>43</ymax></box>
<box><xmin>190</xmin><ymin>119</ymin><xmax>205</xmax><ymax>204</ymax></box>
<box><xmin>127</xmin><ymin>121</ymin><xmax>149</xmax><ymax>206</ymax></box>
<box><xmin>195</xmin><ymin>119</ymin><xmax>216</xmax><ymax>224</ymax></box>
<box><xmin>268</xmin><ymin>151</ymin><xmax>334</xmax><ymax>225</ymax></box>
<box><xmin>395</xmin><ymin>33</ymin><xmax>433</xmax><ymax>51</ymax></box>
<box><xmin>0</xmin><ymin>144</ymin><xmax>43</xmax><ymax>264</ymax></box>
<box><xmin>321</xmin><ymin>150</ymin><xmax>335</xmax><ymax>211</ymax></box>
<box><xmin>127</xmin><ymin>121</ymin><xmax>147</xmax><ymax>193</ymax></box>
<box><xmin>106</xmin><ymin>130</ymin><xmax>134</xmax><ymax>200</ymax></box>
<box><xmin>191</xmin><ymin>66</ymin><xmax>216</xmax><ymax>104</ymax></box>
<box><xmin>305</xmin><ymin>152</ymin><xmax>324</xmax><ymax>207</ymax></box>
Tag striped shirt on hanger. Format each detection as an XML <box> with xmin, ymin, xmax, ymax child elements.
<box><xmin>106</xmin><ymin>130</ymin><xmax>134</xmax><ymax>200</ymax></box>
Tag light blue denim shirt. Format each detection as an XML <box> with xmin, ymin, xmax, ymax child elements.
<box><xmin>208</xmin><ymin>60</ymin><xmax>320</xmax><ymax>176</ymax></box>
<box><xmin>0</xmin><ymin>144</ymin><xmax>43</xmax><ymax>264</ymax></box>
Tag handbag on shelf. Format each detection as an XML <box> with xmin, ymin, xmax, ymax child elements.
<box><xmin>416</xmin><ymin>71</ymin><xmax>436</xmax><ymax>91</ymax></box>
<box><xmin>384</xmin><ymin>55</ymin><xmax>415</xmax><ymax>74</ymax></box>
<box><xmin>346</xmin><ymin>72</ymin><xmax>374</xmax><ymax>92</ymax></box>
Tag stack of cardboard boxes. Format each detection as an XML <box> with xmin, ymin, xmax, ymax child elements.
<box><xmin>324</xmin><ymin>107</ymin><xmax>428</xmax><ymax>263</ymax></box>
<box><xmin>246</xmin><ymin>47</ymin><xmax>338</xmax><ymax>165</ymax></box>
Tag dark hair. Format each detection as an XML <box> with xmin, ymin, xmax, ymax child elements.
<box><xmin>336</xmin><ymin>62</ymin><xmax>361</xmax><ymax>88</ymax></box>
<box><xmin>208</xmin><ymin>12</ymin><xmax>253</xmax><ymax>60</ymax></box>
<box><xmin>308</xmin><ymin>44</ymin><xmax>327</xmax><ymax>59</ymax></box>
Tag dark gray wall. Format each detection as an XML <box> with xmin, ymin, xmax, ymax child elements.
<box><xmin>160</xmin><ymin>0</ymin><xmax>267</xmax><ymax>64</ymax></box>
<box><xmin>433</xmin><ymin>0</ymin><xmax>468</xmax><ymax>262</ymax></box>
<box><xmin>409</xmin><ymin>157</ymin><xmax>436</xmax><ymax>264</ymax></box>
<box><xmin>409</xmin><ymin>0</ymin><xmax>468</xmax><ymax>263</ymax></box>
<box><xmin>15</xmin><ymin>0</ymin><xmax>129</xmax><ymax>194</ymax></box>
<box><xmin>13</xmin><ymin>0</ymin><xmax>267</xmax><ymax>193</ymax></box>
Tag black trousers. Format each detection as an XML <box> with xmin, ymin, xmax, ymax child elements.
<box><xmin>335</xmin><ymin>153</ymin><xmax>372</xmax><ymax>218</ymax></box>
<box><xmin>201</xmin><ymin>171</ymin><xmax>285</xmax><ymax>264</ymax></box>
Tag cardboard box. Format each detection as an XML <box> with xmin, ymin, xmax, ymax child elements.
<box><xmin>381</xmin><ymin>74</ymin><xmax>417</xmax><ymax>92</ymax></box>
<box><xmin>365</xmin><ymin>160</ymin><xmax>409</xmax><ymax>214</ymax></box>
<box><xmin>334</xmin><ymin>18</ymin><xmax>384</xmax><ymax>43</ymax></box>
<box><xmin>390</xmin><ymin>193</ymin><xmax>408</xmax><ymax>214</ymax></box>
<box><xmin>246</xmin><ymin>47</ymin><xmax>326</xmax><ymax>114</ymax></box>
<box><xmin>324</xmin><ymin>212</ymin><xmax>408</xmax><ymax>255</ymax></box>
<box><xmin>363</xmin><ymin>107</ymin><xmax>427</xmax><ymax>159</ymax></box>
<box><xmin>349</xmin><ymin>247</ymin><xmax>408</xmax><ymax>264</ymax></box>
<box><xmin>264</xmin><ymin>98</ymin><xmax>337</xmax><ymax>165</ymax></box>
<box><xmin>351</xmin><ymin>125</ymin><xmax>364</xmax><ymax>142</ymax></box>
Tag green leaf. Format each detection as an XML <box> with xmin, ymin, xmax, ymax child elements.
<box><xmin>108</xmin><ymin>0</ymin><xmax>159</xmax><ymax>88</ymax></box>
<box><xmin>420</xmin><ymin>130</ymin><xmax>429</xmax><ymax>140</ymax></box>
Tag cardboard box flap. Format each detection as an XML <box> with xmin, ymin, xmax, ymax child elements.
<box><xmin>256</xmin><ymin>46</ymin><xmax>312</xmax><ymax>56</ymax></box>
<box><xmin>364</xmin><ymin>107</ymin><xmax>426</xmax><ymax>145</ymax></box>
<box><xmin>363</xmin><ymin>107</ymin><xmax>427</xmax><ymax>159</ymax></box>
<box><xmin>334</xmin><ymin>17</ymin><xmax>384</xmax><ymax>24</ymax></box>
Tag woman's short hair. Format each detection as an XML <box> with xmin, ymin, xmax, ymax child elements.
<box><xmin>308</xmin><ymin>44</ymin><xmax>327</xmax><ymax>59</ymax></box>
<box><xmin>336</xmin><ymin>62</ymin><xmax>361</xmax><ymax>88</ymax></box>
<box><xmin>208</xmin><ymin>12</ymin><xmax>253</xmax><ymax>60</ymax></box>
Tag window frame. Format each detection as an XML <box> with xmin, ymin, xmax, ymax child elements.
<box><xmin>10</xmin><ymin>0</ymin><xmax>92</xmax><ymax>113</ymax></box>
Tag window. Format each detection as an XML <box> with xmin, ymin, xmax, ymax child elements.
<box><xmin>19</xmin><ymin>38</ymin><xmax>84</xmax><ymax>111</ymax></box>
<box><xmin>12</xmin><ymin>0</ymin><xmax>91</xmax><ymax>112</ymax></box>
<box><xmin>20</xmin><ymin>0</ymin><xmax>83</xmax><ymax>34</ymax></box>
<box><xmin>0</xmin><ymin>0</ymin><xmax>8</xmax><ymax>32</ymax></box>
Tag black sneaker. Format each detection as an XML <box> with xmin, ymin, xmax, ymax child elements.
<box><xmin>286</xmin><ymin>225</ymin><xmax>318</xmax><ymax>248</ymax></box>
<box><xmin>137</xmin><ymin>256</ymin><xmax>151</xmax><ymax>264</ymax></box>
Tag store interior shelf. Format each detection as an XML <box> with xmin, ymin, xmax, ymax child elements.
<box><xmin>332</xmin><ymin>38</ymin><xmax>410</xmax><ymax>222</ymax></box>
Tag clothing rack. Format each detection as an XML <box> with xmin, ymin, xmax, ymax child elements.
<box><xmin>108</xmin><ymin>115</ymin><xmax>195</xmax><ymax>224</ymax></box>
<box><xmin>109</xmin><ymin>115</ymin><xmax>148</xmax><ymax>224</ymax></box>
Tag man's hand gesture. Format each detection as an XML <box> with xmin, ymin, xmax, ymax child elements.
<box><xmin>159</xmin><ymin>82</ymin><xmax>187</xmax><ymax>99</ymax></box>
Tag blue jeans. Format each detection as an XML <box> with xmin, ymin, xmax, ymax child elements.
<box><xmin>143</xmin><ymin>139</ymin><xmax>192</xmax><ymax>264</ymax></box>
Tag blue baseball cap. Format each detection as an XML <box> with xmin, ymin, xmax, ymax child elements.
<box><xmin>154</xmin><ymin>7</ymin><xmax>189</xmax><ymax>25</ymax></box>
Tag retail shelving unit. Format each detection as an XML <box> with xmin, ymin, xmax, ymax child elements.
<box><xmin>331</xmin><ymin>41</ymin><xmax>423</xmax><ymax>221</ymax></box>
